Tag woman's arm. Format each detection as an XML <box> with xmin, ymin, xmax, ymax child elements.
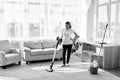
<box><xmin>70</xmin><ymin>29</ymin><xmax>79</xmax><ymax>42</ymax></box>
<box><xmin>74</xmin><ymin>32</ymin><xmax>79</xmax><ymax>39</ymax></box>
<box><xmin>71</xmin><ymin>28</ymin><xmax>79</xmax><ymax>39</ymax></box>
<box><xmin>71</xmin><ymin>31</ymin><xmax>79</xmax><ymax>44</ymax></box>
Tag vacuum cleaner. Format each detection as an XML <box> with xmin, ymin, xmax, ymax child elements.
<box><xmin>89</xmin><ymin>23</ymin><xmax>108</xmax><ymax>74</ymax></box>
<box><xmin>45</xmin><ymin>37</ymin><xmax>62</xmax><ymax>72</ymax></box>
<box><xmin>45</xmin><ymin>35</ymin><xmax>79</xmax><ymax>72</ymax></box>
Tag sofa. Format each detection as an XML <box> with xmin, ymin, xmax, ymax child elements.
<box><xmin>23</xmin><ymin>39</ymin><xmax>62</xmax><ymax>64</ymax></box>
<box><xmin>0</xmin><ymin>40</ymin><xmax>21</xmax><ymax>69</ymax></box>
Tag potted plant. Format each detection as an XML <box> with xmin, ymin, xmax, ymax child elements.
<box><xmin>89</xmin><ymin>60</ymin><xmax>98</xmax><ymax>74</ymax></box>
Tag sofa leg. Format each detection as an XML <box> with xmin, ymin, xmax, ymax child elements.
<box><xmin>60</xmin><ymin>58</ymin><xmax>63</xmax><ymax>60</ymax></box>
<box><xmin>58</xmin><ymin>58</ymin><xmax>62</xmax><ymax>60</ymax></box>
<box><xmin>26</xmin><ymin>61</ymin><xmax>29</xmax><ymax>64</ymax></box>
<box><xmin>18</xmin><ymin>61</ymin><xmax>21</xmax><ymax>65</ymax></box>
<box><xmin>2</xmin><ymin>66</ymin><xmax>6</xmax><ymax>69</ymax></box>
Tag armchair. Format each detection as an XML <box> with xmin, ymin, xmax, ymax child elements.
<box><xmin>0</xmin><ymin>40</ymin><xmax>21</xmax><ymax>69</ymax></box>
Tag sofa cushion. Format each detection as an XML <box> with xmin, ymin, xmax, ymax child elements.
<box><xmin>31</xmin><ymin>48</ymin><xmax>58</xmax><ymax>56</ymax></box>
<box><xmin>5</xmin><ymin>53</ymin><xmax>19</xmax><ymax>62</ymax></box>
<box><xmin>42</xmin><ymin>39</ymin><xmax>56</xmax><ymax>48</ymax></box>
<box><xmin>31</xmin><ymin>49</ymin><xmax>48</xmax><ymax>56</ymax></box>
<box><xmin>45</xmin><ymin>48</ymin><xmax>57</xmax><ymax>55</ymax></box>
<box><xmin>0</xmin><ymin>40</ymin><xmax>10</xmax><ymax>54</ymax></box>
<box><xmin>24</xmin><ymin>40</ymin><xmax>42</xmax><ymax>49</ymax></box>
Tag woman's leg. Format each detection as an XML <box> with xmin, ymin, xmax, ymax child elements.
<box><xmin>67</xmin><ymin>44</ymin><xmax>72</xmax><ymax>64</ymax></box>
<box><xmin>62</xmin><ymin>45</ymin><xmax>67</xmax><ymax>65</ymax></box>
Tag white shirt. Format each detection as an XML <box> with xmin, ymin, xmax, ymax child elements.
<box><xmin>62</xmin><ymin>28</ymin><xmax>75</xmax><ymax>45</ymax></box>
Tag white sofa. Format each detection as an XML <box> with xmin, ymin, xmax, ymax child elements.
<box><xmin>23</xmin><ymin>39</ymin><xmax>62</xmax><ymax>64</ymax></box>
<box><xmin>0</xmin><ymin>40</ymin><xmax>21</xmax><ymax>69</ymax></box>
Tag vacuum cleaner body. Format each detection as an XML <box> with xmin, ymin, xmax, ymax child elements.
<box><xmin>46</xmin><ymin>36</ymin><xmax>79</xmax><ymax>72</ymax></box>
<box><xmin>46</xmin><ymin>37</ymin><xmax>62</xmax><ymax>72</ymax></box>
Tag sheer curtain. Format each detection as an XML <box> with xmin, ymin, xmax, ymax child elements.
<box><xmin>0</xmin><ymin>0</ymin><xmax>91</xmax><ymax>41</ymax></box>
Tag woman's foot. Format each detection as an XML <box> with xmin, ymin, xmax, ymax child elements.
<box><xmin>66</xmin><ymin>63</ymin><xmax>69</xmax><ymax>67</ymax></box>
<box><xmin>61</xmin><ymin>64</ymin><xmax>65</xmax><ymax>67</ymax></box>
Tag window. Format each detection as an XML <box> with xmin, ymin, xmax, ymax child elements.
<box><xmin>96</xmin><ymin>5</ymin><xmax>108</xmax><ymax>39</ymax></box>
<box><xmin>29</xmin><ymin>23</ymin><xmax>40</xmax><ymax>37</ymax></box>
<box><xmin>3</xmin><ymin>0</ymin><xmax>24</xmax><ymax>39</ymax></box>
<box><xmin>98</xmin><ymin>0</ymin><xmax>109</xmax><ymax>4</ymax></box>
<box><xmin>27</xmin><ymin>1</ymin><xmax>45</xmax><ymax>38</ymax></box>
<box><xmin>7</xmin><ymin>22</ymin><xmax>23</xmax><ymax>38</ymax></box>
<box><xmin>113</xmin><ymin>3</ymin><xmax>120</xmax><ymax>42</ymax></box>
<box><xmin>0</xmin><ymin>0</ymin><xmax>87</xmax><ymax>40</ymax></box>
<box><xmin>96</xmin><ymin>0</ymin><xmax>120</xmax><ymax>42</ymax></box>
<box><xmin>111</xmin><ymin>0</ymin><xmax>117</xmax><ymax>2</ymax></box>
<box><xmin>8</xmin><ymin>23</ymin><xmax>16</xmax><ymax>37</ymax></box>
<box><xmin>110</xmin><ymin>4</ymin><xmax>117</xmax><ymax>38</ymax></box>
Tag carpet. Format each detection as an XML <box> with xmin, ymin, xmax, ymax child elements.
<box><xmin>31</xmin><ymin>62</ymin><xmax>90</xmax><ymax>73</ymax></box>
<box><xmin>0</xmin><ymin>55</ymin><xmax>120</xmax><ymax>80</ymax></box>
<box><xmin>0</xmin><ymin>76</ymin><xmax>19</xmax><ymax>80</ymax></box>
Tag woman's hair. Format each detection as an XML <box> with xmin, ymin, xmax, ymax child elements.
<box><xmin>66</xmin><ymin>21</ymin><xmax>71</xmax><ymax>28</ymax></box>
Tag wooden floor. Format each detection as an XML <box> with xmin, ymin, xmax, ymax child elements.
<box><xmin>107</xmin><ymin>68</ymin><xmax>120</xmax><ymax>78</ymax></box>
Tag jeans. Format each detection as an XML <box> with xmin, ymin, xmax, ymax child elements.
<box><xmin>62</xmin><ymin>44</ymin><xmax>72</xmax><ymax>65</ymax></box>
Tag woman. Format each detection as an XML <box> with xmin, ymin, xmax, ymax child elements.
<box><xmin>60</xmin><ymin>21</ymin><xmax>79</xmax><ymax>67</ymax></box>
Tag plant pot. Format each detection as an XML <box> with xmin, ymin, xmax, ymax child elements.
<box><xmin>89</xmin><ymin>66</ymin><xmax>98</xmax><ymax>74</ymax></box>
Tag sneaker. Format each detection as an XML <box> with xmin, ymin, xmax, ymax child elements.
<box><xmin>66</xmin><ymin>64</ymin><xmax>69</xmax><ymax>67</ymax></box>
<box><xmin>61</xmin><ymin>64</ymin><xmax>65</xmax><ymax>67</ymax></box>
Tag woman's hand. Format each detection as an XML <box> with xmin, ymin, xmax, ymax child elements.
<box><xmin>70</xmin><ymin>36</ymin><xmax>79</xmax><ymax>43</ymax></box>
